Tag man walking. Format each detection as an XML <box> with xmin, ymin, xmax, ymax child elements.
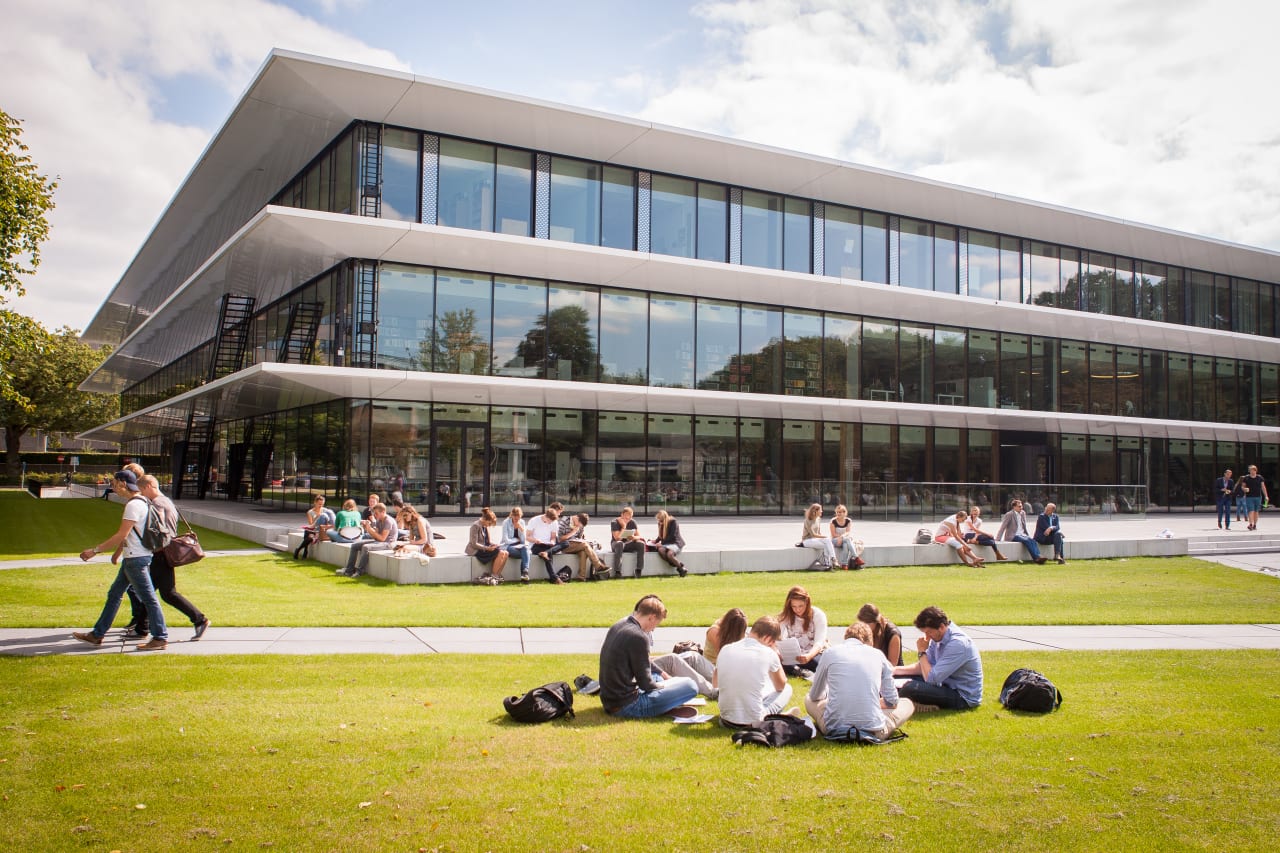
<box><xmin>805</xmin><ymin>621</ymin><xmax>914</xmax><ymax>737</ymax></box>
<box><xmin>136</xmin><ymin>474</ymin><xmax>210</xmax><ymax>640</ymax></box>
<box><xmin>72</xmin><ymin>470</ymin><xmax>168</xmax><ymax>650</ymax></box>
<box><xmin>1214</xmin><ymin>469</ymin><xmax>1235</xmax><ymax>529</ymax></box>
<box><xmin>995</xmin><ymin>499</ymin><xmax>1046</xmax><ymax>563</ymax></box>
<box><xmin>1237</xmin><ymin>465</ymin><xmax>1270</xmax><ymax>531</ymax></box>
<box><xmin>598</xmin><ymin>595</ymin><xmax>697</xmax><ymax>719</ymax></box>
<box><xmin>1034</xmin><ymin>502</ymin><xmax>1066</xmax><ymax>564</ymax></box>
<box><xmin>893</xmin><ymin>606</ymin><xmax>982</xmax><ymax>710</ymax></box>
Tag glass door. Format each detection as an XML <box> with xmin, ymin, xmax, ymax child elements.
<box><xmin>429</xmin><ymin>422</ymin><xmax>489</xmax><ymax>516</ymax></box>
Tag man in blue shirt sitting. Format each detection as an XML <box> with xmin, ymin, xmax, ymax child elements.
<box><xmin>892</xmin><ymin>606</ymin><xmax>983</xmax><ymax>710</ymax></box>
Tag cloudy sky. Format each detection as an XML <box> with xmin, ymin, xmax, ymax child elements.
<box><xmin>3</xmin><ymin>0</ymin><xmax>1278</xmax><ymax>333</ymax></box>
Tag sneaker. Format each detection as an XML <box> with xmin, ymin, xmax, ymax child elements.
<box><xmin>193</xmin><ymin>619</ymin><xmax>210</xmax><ymax>641</ymax></box>
<box><xmin>136</xmin><ymin>638</ymin><xmax>168</xmax><ymax>651</ymax></box>
<box><xmin>1034</xmin><ymin>557</ymin><xmax>1048</xmax><ymax>564</ymax></box>
<box><xmin>676</xmin><ymin>565</ymin><xmax>687</xmax><ymax>577</ymax></box>
<box><xmin>520</xmin><ymin>573</ymin><xmax>530</xmax><ymax>584</ymax></box>
<box><xmin>72</xmin><ymin>631</ymin><xmax>102</xmax><ymax>646</ymax></box>
<box><xmin>123</xmin><ymin>623</ymin><xmax>148</xmax><ymax>638</ymax></box>
<box><xmin>1056</xmin><ymin>557</ymin><xmax>1066</xmax><ymax>564</ymax></box>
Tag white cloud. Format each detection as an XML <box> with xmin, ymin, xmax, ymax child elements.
<box><xmin>635</xmin><ymin>0</ymin><xmax>1280</xmax><ymax>253</ymax></box>
<box><xmin>1</xmin><ymin>0</ymin><xmax>408</xmax><ymax>333</ymax></box>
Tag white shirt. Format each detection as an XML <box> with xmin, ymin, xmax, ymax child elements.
<box><xmin>526</xmin><ymin>514</ymin><xmax>560</xmax><ymax>546</ymax></box>
<box><xmin>120</xmin><ymin>496</ymin><xmax>152</xmax><ymax>559</ymax></box>
<box><xmin>780</xmin><ymin>606</ymin><xmax>828</xmax><ymax>656</ymax></box>
<box><xmin>715</xmin><ymin>636</ymin><xmax>784</xmax><ymax>726</ymax></box>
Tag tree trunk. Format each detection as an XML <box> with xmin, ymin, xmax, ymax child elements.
<box><xmin>4</xmin><ymin>423</ymin><xmax>27</xmax><ymax>483</ymax></box>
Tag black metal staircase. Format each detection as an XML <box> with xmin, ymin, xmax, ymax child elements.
<box><xmin>278</xmin><ymin>301</ymin><xmax>323</xmax><ymax>364</ymax></box>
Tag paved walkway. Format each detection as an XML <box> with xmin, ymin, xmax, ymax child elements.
<box><xmin>3</xmin><ymin>623</ymin><xmax>1278</xmax><ymax>657</ymax></box>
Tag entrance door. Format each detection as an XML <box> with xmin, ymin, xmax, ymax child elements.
<box><xmin>429</xmin><ymin>422</ymin><xmax>489</xmax><ymax>515</ymax></box>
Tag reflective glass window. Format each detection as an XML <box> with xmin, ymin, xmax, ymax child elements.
<box><xmin>382</xmin><ymin>127</ymin><xmax>420</xmax><ymax>222</ymax></box>
<box><xmin>968</xmin><ymin>330</ymin><xmax>998</xmax><ymax>407</ymax></box>
<box><xmin>1059</xmin><ymin>247</ymin><xmax>1082</xmax><ymax>311</ymax></box>
<box><xmin>646</xmin><ymin>414</ymin><xmax>692</xmax><ymax>514</ymax></box>
<box><xmin>600</xmin><ymin>289</ymin><xmax>647</xmax><ymax>385</ymax></box>
<box><xmin>967</xmin><ymin>429</ymin><xmax>994</xmax><ymax>485</ymax></box>
<box><xmin>696</xmin><ymin>300</ymin><xmax>740</xmax><ymax>391</ymax></box>
<box><xmin>695</xmin><ymin>415</ymin><xmax>740</xmax><ymax>513</ymax></box>
<box><xmin>1090</xmin><ymin>435</ymin><xmax>1116</xmax><ymax>488</ymax></box>
<box><xmin>495</xmin><ymin>148</ymin><xmax>532</xmax><ymax>236</ymax></box>
<box><xmin>1191</xmin><ymin>355</ymin><xmax>1214</xmax><ymax>421</ymax></box>
<box><xmin>780</xmin><ymin>420</ymin><xmax>818</xmax><ymax>514</ymax></box>
<box><xmin>491</xmin><ymin>277</ymin><xmax>546</xmax><ymax>377</ymax></box>
<box><xmin>933</xmin><ymin>326</ymin><xmax>966</xmax><ymax>405</ymax></box>
<box><xmin>1214</xmin><ymin>274</ymin><xmax>1232</xmax><ymax>331</ymax></box>
<box><xmin>1116</xmin><ymin>346</ymin><xmax>1141</xmax><ymax>417</ymax></box>
<box><xmin>1084</xmin><ymin>252</ymin><xmax>1114</xmax><ymax>315</ymax></box>
<box><xmin>544</xmin><ymin>283</ymin><xmax>598</xmax><ymax>382</ymax></box>
<box><xmin>999</xmin><ymin>334</ymin><xmax>1029</xmax><ymax>409</ymax></box>
<box><xmin>601</xmin><ymin>166</ymin><xmax>636</xmax><ymax>250</ymax></box>
<box><xmin>1089</xmin><ymin>343</ymin><xmax>1116</xmax><ymax>416</ymax></box>
<box><xmin>1114</xmin><ymin>258</ymin><xmax>1135</xmax><ymax>318</ymax></box>
<box><xmin>1058</xmin><ymin>339</ymin><xmax>1088</xmax><ymax>414</ymax></box>
<box><xmin>490</xmin><ymin>407</ymin><xmax>542</xmax><ymax>511</ymax></box>
<box><xmin>697</xmin><ymin>183</ymin><xmax>728</xmax><ymax>262</ymax></box>
<box><xmin>549</xmin><ymin>158</ymin><xmax>601</xmax><ymax>245</ymax></box>
<box><xmin>1234</xmin><ymin>279</ymin><xmax>1259</xmax><ymax>335</ymax></box>
<box><xmin>333</xmin><ymin>133</ymin><xmax>354</xmax><ymax>215</ymax></box>
<box><xmin>1138</xmin><ymin>261</ymin><xmax>1166</xmax><ymax>322</ymax></box>
<box><xmin>1142</xmin><ymin>350</ymin><xmax>1167</xmax><ymax>419</ymax></box>
<box><xmin>1164</xmin><ymin>266</ymin><xmax>1186</xmax><ymax>324</ymax></box>
<box><xmin>934</xmin><ymin>427</ymin><xmax>961</xmax><ymax>482</ymax></box>
<box><xmin>967</xmin><ymin>231</ymin><xmax>1000</xmax><ymax>300</ymax></box>
<box><xmin>432</xmin><ymin>271</ymin><xmax>491</xmax><ymax>375</ymax></box>
<box><xmin>822</xmin><ymin>422</ymin><xmax>860</xmax><ymax>497</ymax></box>
<box><xmin>899</xmin><ymin>426</ymin><xmax>927</xmax><ymax>485</ymax></box>
<box><xmin>1216</xmin><ymin>358</ymin><xmax>1239</xmax><ymax>424</ymax></box>
<box><xmin>649</xmin><ymin>295</ymin><xmax>695</xmax><ymax>389</ymax></box>
<box><xmin>1261</xmin><ymin>363</ymin><xmax>1278</xmax><ymax>426</ymax></box>
<box><xmin>741</xmin><ymin>190</ymin><xmax>783</xmax><ymax>270</ymax></box>
<box><xmin>377</xmin><ymin>264</ymin><xmax>434</xmax><ymax>371</ymax></box>
<box><xmin>740</xmin><ymin>419</ymin><xmax>782</xmax><ymax>514</ymax></box>
<box><xmin>1189</xmin><ymin>270</ymin><xmax>1215</xmax><ymax>329</ymax></box>
<box><xmin>783</xmin><ymin>198</ymin><xmax>811</xmax><ymax>273</ymax></box>
<box><xmin>934</xmin><ymin>224</ymin><xmax>958</xmax><ymax>294</ymax></box>
<box><xmin>438</xmin><ymin>138</ymin><xmax>493</xmax><ymax>230</ymax></box>
<box><xmin>1259</xmin><ymin>283</ymin><xmax>1276</xmax><ymax>338</ymax></box>
<box><xmin>740</xmin><ymin>305</ymin><xmax>782</xmax><ymax>395</ymax></box>
<box><xmin>999</xmin><ymin>235</ymin><xmax>1021</xmax><ymax>302</ymax></box>
<box><xmin>823</xmin><ymin>313</ymin><xmax>859</xmax><ymax>398</ymax></box>
<box><xmin>862</xmin><ymin>212</ymin><xmax>888</xmax><ymax>284</ymax></box>
<box><xmin>899</xmin><ymin>323</ymin><xmax>932</xmax><ymax>404</ymax></box>
<box><xmin>783</xmin><ymin>310</ymin><xmax>823</xmax><ymax>396</ymax></box>
<box><xmin>597</xmin><ymin>412</ymin><xmax>647</xmax><ymax>513</ymax></box>
<box><xmin>1028</xmin><ymin>242</ymin><xmax>1059</xmax><ymax>308</ymax></box>
<box><xmin>861</xmin><ymin>320</ymin><xmax>899</xmax><ymax>401</ymax></box>
<box><xmin>535</xmin><ymin>409</ymin><xmax>594</xmax><ymax>513</ymax></box>
<box><xmin>824</xmin><ymin>205</ymin><xmax>861</xmax><ymax>280</ymax></box>
<box><xmin>1029</xmin><ymin>336</ymin><xmax>1056</xmax><ymax>412</ymax></box>
<box><xmin>650</xmin><ymin>174</ymin><xmax>696</xmax><ymax>258</ymax></box>
<box><xmin>899</xmin><ymin>218</ymin><xmax>932</xmax><ymax>290</ymax></box>
<box><xmin>861</xmin><ymin>424</ymin><xmax>895</xmax><ymax>488</ymax></box>
<box><xmin>1168</xmin><ymin>353</ymin><xmax>1192</xmax><ymax>420</ymax></box>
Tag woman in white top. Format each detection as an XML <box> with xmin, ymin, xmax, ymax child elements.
<box><xmin>828</xmin><ymin>504</ymin><xmax>865</xmax><ymax>570</ymax></box>
<box><xmin>800</xmin><ymin>503</ymin><xmax>838</xmax><ymax>570</ymax></box>
<box><xmin>778</xmin><ymin>585</ymin><xmax>828</xmax><ymax>676</ymax></box>
<box><xmin>935</xmin><ymin>510</ymin><xmax>984</xmax><ymax>566</ymax></box>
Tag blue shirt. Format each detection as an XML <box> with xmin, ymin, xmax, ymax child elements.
<box><xmin>922</xmin><ymin>623</ymin><xmax>983</xmax><ymax>707</ymax></box>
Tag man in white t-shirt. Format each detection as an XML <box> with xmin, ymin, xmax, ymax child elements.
<box><xmin>525</xmin><ymin>506</ymin><xmax>564</xmax><ymax>584</ymax></box>
<box><xmin>713</xmin><ymin>616</ymin><xmax>793</xmax><ymax>727</ymax></box>
<box><xmin>72</xmin><ymin>470</ymin><xmax>168</xmax><ymax>650</ymax></box>
<box><xmin>805</xmin><ymin>621</ymin><xmax>913</xmax><ymax>738</ymax></box>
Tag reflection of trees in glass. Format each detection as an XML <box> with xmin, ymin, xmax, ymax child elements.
<box><xmin>513</xmin><ymin>306</ymin><xmax>597</xmax><ymax>380</ymax></box>
<box><xmin>423</xmin><ymin>309</ymin><xmax>490</xmax><ymax>375</ymax></box>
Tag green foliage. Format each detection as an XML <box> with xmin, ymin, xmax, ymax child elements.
<box><xmin>0</xmin><ymin>313</ymin><xmax>117</xmax><ymax>479</ymax></box>
<box><xmin>0</xmin><ymin>651</ymin><xmax>1276</xmax><ymax>851</ymax></box>
<box><xmin>0</xmin><ymin>109</ymin><xmax>56</xmax><ymax>301</ymax></box>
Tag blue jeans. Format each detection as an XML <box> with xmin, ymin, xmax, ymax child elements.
<box><xmin>504</xmin><ymin>543</ymin><xmax>530</xmax><ymax>574</ymax></box>
<box><xmin>1036</xmin><ymin>530</ymin><xmax>1065</xmax><ymax>559</ymax></box>
<box><xmin>93</xmin><ymin>556</ymin><xmax>166</xmax><ymax>641</ymax></box>
<box><xmin>1217</xmin><ymin>498</ymin><xmax>1233</xmax><ymax>527</ymax></box>
<box><xmin>613</xmin><ymin>677</ymin><xmax>698</xmax><ymax>718</ymax></box>
<box><xmin>1011</xmin><ymin>534</ymin><xmax>1041</xmax><ymax>560</ymax></box>
<box><xmin>898</xmin><ymin>677</ymin><xmax>972</xmax><ymax>710</ymax></box>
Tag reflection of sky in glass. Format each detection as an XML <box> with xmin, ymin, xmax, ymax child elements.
<box><xmin>491</xmin><ymin>279</ymin><xmax>544</xmax><ymax>374</ymax></box>
<box><xmin>382</xmin><ymin>129</ymin><xmax>420</xmax><ymax>223</ymax></box>
<box><xmin>601</xmin><ymin>290</ymin><xmax>647</xmax><ymax>384</ymax></box>
<box><xmin>649</xmin><ymin>296</ymin><xmax>694</xmax><ymax>388</ymax></box>
<box><xmin>967</xmin><ymin>231</ymin><xmax>999</xmax><ymax>300</ymax></box>
<box><xmin>376</xmin><ymin>265</ymin><xmax>433</xmax><ymax>370</ymax></box>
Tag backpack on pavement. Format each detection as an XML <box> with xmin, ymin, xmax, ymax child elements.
<box><xmin>503</xmin><ymin>681</ymin><xmax>575</xmax><ymax>723</ymax></box>
<box><xmin>999</xmin><ymin>668</ymin><xmax>1063</xmax><ymax>713</ymax></box>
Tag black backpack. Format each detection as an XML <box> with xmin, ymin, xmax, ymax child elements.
<box><xmin>503</xmin><ymin>682</ymin><xmax>575</xmax><ymax>723</ymax></box>
<box><xmin>130</xmin><ymin>496</ymin><xmax>173</xmax><ymax>552</ymax></box>
<box><xmin>730</xmin><ymin>713</ymin><xmax>816</xmax><ymax>747</ymax></box>
<box><xmin>999</xmin><ymin>668</ymin><xmax>1063</xmax><ymax>713</ymax></box>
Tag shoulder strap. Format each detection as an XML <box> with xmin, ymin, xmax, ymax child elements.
<box><xmin>128</xmin><ymin>496</ymin><xmax>152</xmax><ymax>543</ymax></box>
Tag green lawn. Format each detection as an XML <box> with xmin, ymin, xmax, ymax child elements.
<box><xmin>0</xmin><ymin>491</ymin><xmax>259</xmax><ymax>557</ymax></box>
<box><xmin>2</xmin><ymin>553</ymin><xmax>1278</xmax><ymax>629</ymax></box>
<box><xmin>2</xmin><ymin>651</ymin><xmax>1276</xmax><ymax>852</ymax></box>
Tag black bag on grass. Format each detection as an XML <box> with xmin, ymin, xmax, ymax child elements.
<box><xmin>503</xmin><ymin>681</ymin><xmax>575</xmax><ymax>723</ymax></box>
<box><xmin>999</xmin><ymin>668</ymin><xmax>1062</xmax><ymax>713</ymax></box>
<box><xmin>823</xmin><ymin>726</ymin><xmax>908</xmax><ymax>745</ymax></box>
<box><xmin>730</xmin><ymin>713</ymin><xmax>815</xmax><ymax>747</ymax></box>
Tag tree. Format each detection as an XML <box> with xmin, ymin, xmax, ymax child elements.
<box><xmin>0</xmin><ymin>109</ymin><xmax>57</xmax><ymax>301</ymax></box>
<box><xmin>512</xmin><ymin>305</ymin><xmax>598</xmax><ymax>380</ymax></box>
<box><xmin>0</xmin><ymin>312</ymin><xmax>117</xmax><ymax>481</ymax></box>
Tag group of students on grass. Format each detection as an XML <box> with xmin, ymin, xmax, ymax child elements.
<box><xmin>596</xmin><ymin>588</ymin><xmax>984</xmax><ymax>740</ymax></box>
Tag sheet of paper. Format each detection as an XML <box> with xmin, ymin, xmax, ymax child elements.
<box><xmin>672</xmin><ymin>714</ymin><xmax>715</xmax><ymax>724</ymax></box>
<box><xmin>776</xmin><ymin>637</ymin><xmax>801</xmax><ymax>666</ymax></box>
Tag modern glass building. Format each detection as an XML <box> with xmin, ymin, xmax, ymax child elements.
<box><xmin>79</xmin><ymin>50</ymin><xmax>1280</xmax><ymax>518</ymax></box>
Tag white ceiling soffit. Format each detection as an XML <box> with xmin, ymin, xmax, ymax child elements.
<box><xmin>82</xmin><ymin>50</ymin><xmax>1280</xmax><ymax>353</ymax></box>
<box><xmin>78</xmin><ymin>362</ymin><xmax>1280</xmax><ymax>445</ymax></box>
<box><xmin>82</xmin><ymin>207</ymin><xmax>1280</xmax><ymax>395</ymax></box>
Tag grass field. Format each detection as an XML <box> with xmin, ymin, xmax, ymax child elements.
<box><xmin>3</xmin><ymin>490</ymin><xmax>1278</xmax><ymax>851</ymax></box>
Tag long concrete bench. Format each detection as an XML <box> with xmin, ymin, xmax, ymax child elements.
<box><xmin>286</xmin><ymin>530</ymin><xmax>1188</xmax><ymax>584</ymax></box>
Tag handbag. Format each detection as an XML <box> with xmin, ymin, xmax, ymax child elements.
<box><xmin>163</xmin><ymin>507</ymin><xmax>205</xmax><ymax>567</ymax></box>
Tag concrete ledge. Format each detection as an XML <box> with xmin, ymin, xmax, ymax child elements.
<box><xmin>285</xmin><ymin>530</ymin><xmax>1192</xmax><ymax>583</ymax></box>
